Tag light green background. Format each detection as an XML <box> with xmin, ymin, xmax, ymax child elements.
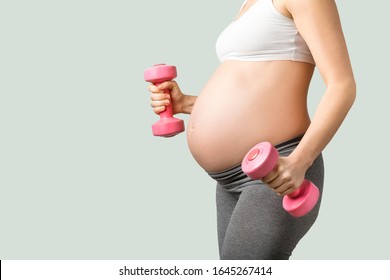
<box><xmin>1</xmin><ymin>0</ymin><xmax>389</xmax><ymax>260</ymax></box>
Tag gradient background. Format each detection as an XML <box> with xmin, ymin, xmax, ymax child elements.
<box><xmin>1</xmin><ymin>0</ymin><xmax>389</xmax><ymax>259</ymax></box>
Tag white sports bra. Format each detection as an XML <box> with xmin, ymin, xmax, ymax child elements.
<box><xmin>215</xmin><ymin>0</ymin><xmax>315</xmax><ymax>65</ymax></box>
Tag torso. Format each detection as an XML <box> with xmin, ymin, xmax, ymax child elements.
<box><xmin>187</xmin><ymin>0</ymin><xmax>315</xmax><ymax>172</ymax></box>
<box><xmin>187</xmin><ymin>60</ymin><xmax>314</xmax><ymax>171</ymax></box>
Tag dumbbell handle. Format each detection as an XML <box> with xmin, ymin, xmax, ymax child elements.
<box><xmin>153</xmin><ymin>81</ymin><xmax>174</xmax><ymax>120</ymax></box>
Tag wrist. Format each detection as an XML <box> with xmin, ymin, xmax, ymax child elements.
<box><xmin>182</xmin><ymin>94</ymin><xmax>197</xmax><ymax>114</ymax></box>
<box><xmin>289</xmin><ymin>148</ymin><xmax>315</xmax><ymax>171</ymax></box>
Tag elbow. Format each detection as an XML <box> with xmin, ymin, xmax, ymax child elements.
<box><xmin>326</xmin><ymin>77</ymin><xmax>357</xmax><ymax>111</ymax></box>
<box><xmin>332</xmin><ymin>77</ymin><xmax>357</xmax><ymax>108</ymax></box>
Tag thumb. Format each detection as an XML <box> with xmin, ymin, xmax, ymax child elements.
<box><xmin>157</xmin><ymin>81</ymin><xmax>175</xmax><ymax>91</ymax></box>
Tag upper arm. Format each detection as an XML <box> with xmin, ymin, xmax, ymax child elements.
<box><xmin>286</xmin><ymin>0</ymin><xmax>355</xmax><ymax>86</ymax></box>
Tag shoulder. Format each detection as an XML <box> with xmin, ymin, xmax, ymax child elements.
<box><xmin>284</xmin><ymin>0</ymin><xmax>338</xmax><ymax>18</ymax></box>
<box><xmin>273</xmin><ymin>0</ymin><xmax>341</xmax><ymax>28</ymax></box>
<box><xmin>283</xmin><ymin>0</ymin><xmax>353</xmax><ymax>84</ymax></box>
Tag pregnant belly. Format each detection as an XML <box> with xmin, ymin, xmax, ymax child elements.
<box><xmin>187</xmin><ymin>61</ymin><xmax>313</xmax><ymax>172</ymax></box>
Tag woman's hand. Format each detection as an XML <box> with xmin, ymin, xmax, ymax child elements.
<box><xmin>260</xmin><ymin>155</ymin><xmax>308</xmax><ymax>196</ymax></box>
<box><xmin>148</xmin><ymin>81</ymin><xmax>186</xmax><ymax>115</ymax></box>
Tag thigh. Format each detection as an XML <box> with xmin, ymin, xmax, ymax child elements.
<box><xmin>216</xmin><ymin>184</ymin><xmax>238</xmax><ymax>255</ymax></box>
<box><xmin>220</xmin><ymin>182</ymin><xmax>321</xmax><ymax>260</ymax></box>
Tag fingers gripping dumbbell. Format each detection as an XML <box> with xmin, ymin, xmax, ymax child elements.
<box><xmin>144</xmin><ymin>64</ymin><xmax>185</xmax><ymax>137</ymax></box>
<box><xmin>241</xmin><ymin>142</ymin><xmax>319</xmax><ymax>217</ymax></box>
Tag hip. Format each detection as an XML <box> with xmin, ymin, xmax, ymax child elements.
<box><xmin>207</xmin><ymin>135</ymin><xmax>325</xmax><ymax>194</ymax></box>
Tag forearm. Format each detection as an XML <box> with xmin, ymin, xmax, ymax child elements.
<box><xmin>181</xmin><ymin>94</ymin><xmax>198</xmax><ymax>114</ymax></box>
<box><xmin>290</xmin><ymin>79</ymin><xmax>356</xmax><ymax>168</ymax></box>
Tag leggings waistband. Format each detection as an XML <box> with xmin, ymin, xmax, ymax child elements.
<box><xmin>207</xmin><ymin>135</ymin><xmax>304</xmax><ymax>185</ymax></box>
<box><xmin>275</xmin><ymin>134</ymin><xmax>303</xmax><ymax>149</ymax></box>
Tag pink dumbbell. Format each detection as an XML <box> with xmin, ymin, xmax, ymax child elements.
<box><xmin>144</xmin><ymin>64</ymin><xmax>185</xmax><ymax>137</ymax></box>
<box><xmin>241</xmin><ymin>142</ymin><xmax>319</xmax><ymax>217</ymax></box>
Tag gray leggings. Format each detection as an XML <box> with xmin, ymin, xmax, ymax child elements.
<box><xmin>208</xmin><ymin>136</ymin><xmax>324</xmax><ymax>260</ymax></box>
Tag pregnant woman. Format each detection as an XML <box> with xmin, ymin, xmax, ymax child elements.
<box><xmin>148</xmin><ymin>0</ymin><xmax>355</xmax><ymax>259</ymax></box>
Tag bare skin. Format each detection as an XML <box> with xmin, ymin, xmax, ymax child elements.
<box><xmin>187</xmin><ymin>60</ymin><xmax>313</xmax><ymax>171</ymax></box>
<box><xmin>148</xmin><ymin>0</ymin><xmax>356</xmax><ymax>196</ymax></box>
